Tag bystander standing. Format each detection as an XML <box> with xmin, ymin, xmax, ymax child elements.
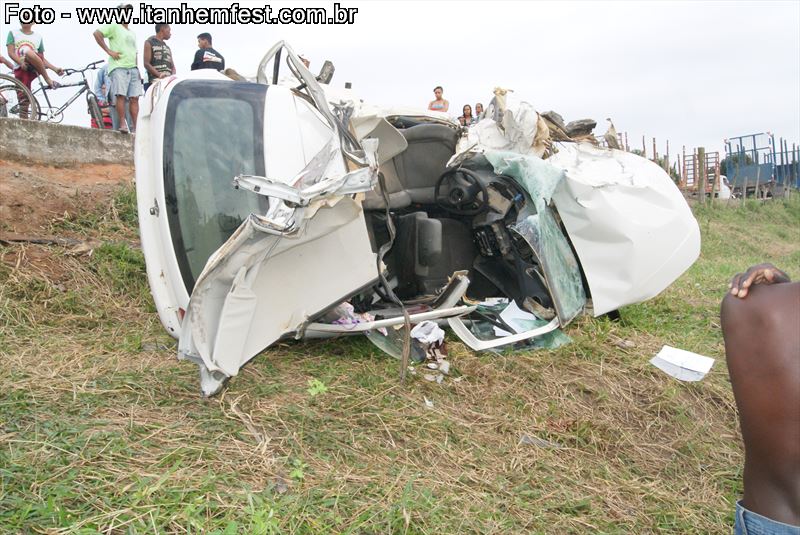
<box><xmin>191</xmin><ymin>33</ymin><xmax>225</xmax><ymax>71</ymax></box>
<box><xmin>143</xmin><ymin>23</ymin><xmax>174</xmax><ymax>92</ymax></box>
<box><xmin>458</xmin><ymin>104</ymin><xmax>476</xmax><ymax>126</ymax></box>
<box><xmin>93</xmin><ymin>63</ymin><xmax>131</xmax><ymax>130</ymax></box>
<box><xmin>428</xmin><ymin>85</ymin><xmax>449</xmax><ymax>112</ymax></box>
<box><xmin>92</xmin><ymin>5</ymin><xmax>142</xmax><ymax>133</ymax></box>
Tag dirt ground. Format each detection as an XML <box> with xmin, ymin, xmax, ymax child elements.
<box><xmin>0</xmin><ymin>158</ymin><xmax>134</xmax><ymax>283</ymax></box>
<box><xmin>0</xmin><ymin>159</ymin><xmax>133</xmax><ymax>236</ymax></box>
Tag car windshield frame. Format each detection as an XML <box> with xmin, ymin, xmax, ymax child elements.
<box><xmin>162</xmin><ymin>80</ymin><xmax>268</xmax><ymax>292</ymax></box>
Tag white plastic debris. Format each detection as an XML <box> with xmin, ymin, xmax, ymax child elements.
<box><xmin>494</xmin><ymin>301</ymin><xmax>539</xmax><ymax>336</ymax></box>
<box><xmin>650</xmin><ymin>345</ymin><xmax>715</xmax><ymax>382</ymax></box>
<box><xmin>410</xmin><ymin>321</ymin><xmax>446</xmax><ymax>346</ymax></box>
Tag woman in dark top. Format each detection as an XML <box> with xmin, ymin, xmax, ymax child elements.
<box><xmin>458</xmin><ymin>104</ymin><xmax>475</xmax><ymax>126</ymax></box>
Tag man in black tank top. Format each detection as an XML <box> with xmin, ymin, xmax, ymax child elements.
<box><xmin>143</xmin><ymin>24</ymin><xmax>174</xmax><ymax>91</ymax></box>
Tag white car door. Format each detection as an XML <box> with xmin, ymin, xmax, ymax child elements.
<box><xmin>136</xmin><ymin>68</ymin><xmax>380</xmax><ymax>395</ymax></box>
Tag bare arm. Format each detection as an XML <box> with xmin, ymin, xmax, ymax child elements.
<box><xmin>143</xmin><ymin>40</ymin><xmax>158</xmax><ymax>78</ymax></box>
<box><xmin>0</xmin><ymin>55</ymin><xmax>12</xmax><ymax>69</ymax></box>
<box><xmin>721</xmin><ymin>281</ymin><xmax>800</xmax><ymax>524</ymax></box>
<box><xmin>93</xmin><ymin>30</ymin><xmax>120</xmax><ymax>60</ymax></box>
<box><xmin>442</xmin><ymin>99</ymin><xmax>449</xmax><ymax>112</ymax></box>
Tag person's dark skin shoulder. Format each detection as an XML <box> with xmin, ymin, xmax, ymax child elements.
<box><xmin>721</xmin><ymin>263</ymin><xmax>800</xmax><ymax>525</ymax></box>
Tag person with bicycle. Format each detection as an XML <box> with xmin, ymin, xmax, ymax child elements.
<box><xmin>6</xmin><ymin>23</ymin><xmax>63</xmax><ymax>92</ymax></box>
<box><xmin>92</xmin><ymin>5</ymin><xmax>142</xmax><ymax>133</ymax></box>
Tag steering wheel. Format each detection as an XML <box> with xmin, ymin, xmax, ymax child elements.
<box><xmin>434</xmin><ymin>168</ymin><xmax>489</xmax><ymax>216</ymax></box>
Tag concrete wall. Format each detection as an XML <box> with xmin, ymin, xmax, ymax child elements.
<box><xmin>0</xmin><ymin>118</ymin><xmax>133</xmax><ymax>165</ymax></box>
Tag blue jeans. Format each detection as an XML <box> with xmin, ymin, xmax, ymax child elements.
<box><xmin>109</xmin><ymin>100</ymin><xmax>133</xmax><ymax>132</ymax></box>
<box><xmin>736</xmin><ymin>501</ymin><xmax>800</xmax><ymax>535</ymax></box>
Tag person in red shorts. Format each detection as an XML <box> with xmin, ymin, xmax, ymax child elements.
<box><xmin>6</xmin><ymin>23</ymin><xmax>63</xmax><ymax>92</ymax></box>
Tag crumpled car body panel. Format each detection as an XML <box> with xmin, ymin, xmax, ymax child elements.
<box><xmin>548</xmin><ymin>143</ymin><xmax>701</xmax><ymax>316</ymax></box>
<box><xmin>179</xmin><ymin>197</ymin><xmax>379</xmax><ymax>396</ymax></box>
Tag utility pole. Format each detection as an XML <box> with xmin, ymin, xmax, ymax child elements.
<box><xmin>652</xmin><ymin>137</ymin><xmax>658</xmax><ymax>163</ymax></box>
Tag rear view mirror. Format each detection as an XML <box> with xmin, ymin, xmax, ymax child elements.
<box><xmin>316</xmin><ymin>60</ymin><xmax>335</xmax><ymax>84</ymax></box>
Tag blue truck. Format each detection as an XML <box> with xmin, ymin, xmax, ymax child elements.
<box><xmin>724</xmin><ymin>133</ymin><xmax>799</xmax><ymax>197</ymax></box>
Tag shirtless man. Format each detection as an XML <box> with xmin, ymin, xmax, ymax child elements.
<box><xmin>721</xmin><ymin>263</ymin><xmax>800</xmax><ymax>534</ymax></box>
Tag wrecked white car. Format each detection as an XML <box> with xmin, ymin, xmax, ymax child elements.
<box><xmin>135</xmin><ymin>42</ymin><xmax>700</xmax><ymax>395</ymax></box>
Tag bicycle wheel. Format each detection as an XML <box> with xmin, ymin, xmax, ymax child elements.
<box><xmin>0</xmin><ymin>73</ymin><xmax>40</xmax><ymax>120</ymax></box>
<box><xmin>43</xmin><ymin>107</ymin><xmax>64</xmax><ymax>123</ymax></box>
<box><xmin>87</xmin><ymin>93</ymin><xmax>104</xmax><ymax>129</ymax></box>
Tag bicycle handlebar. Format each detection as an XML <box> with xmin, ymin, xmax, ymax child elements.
<box><xmin>63</xmin><ymin>60</ymin><xmax>105</xmax><ymax>76</ymax></box>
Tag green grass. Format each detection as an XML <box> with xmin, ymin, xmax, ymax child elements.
<box><xmin>1</xmin><ymin>191</ymin><xmax>798</xmax><ymax>534</ymax></box>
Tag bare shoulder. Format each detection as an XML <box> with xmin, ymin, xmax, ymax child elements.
<box><xmin>722</xmin><ymin>280</ymin><xmax>800</xmax><ymax>325</ymax></box>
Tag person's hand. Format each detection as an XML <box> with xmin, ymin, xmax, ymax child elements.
<box><xmin>729</xmin><ymin>263</ymin><xmax>791</xmax><ymax>298</ymax></box>
<box><xmin>108</xmin><ymin>50</ymin><xmax>121</xmax><ymax>60</ymax></box>
<box><xmin>54</xmin><ymin>67</ymin><xmax>64</xmax><ymax>76</ymax></box>
<box><xmin>158</xmin><ymin>71</ymin><xmax>169</xmax><ymax>79</ymax></box>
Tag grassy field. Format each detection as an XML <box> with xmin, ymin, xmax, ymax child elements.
<box><xmin>1</xmin><ymin>187</ymin><xmax>798</xmax><ymax>534</ymax></box>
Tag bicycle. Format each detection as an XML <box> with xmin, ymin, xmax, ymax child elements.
<box><xmin>0</xmin><ymin>60</ymin><xmax>104</xmax><ymax>125</ymax></box>
<box><xmin>0</xmin><ymin>72</ymin><xmax>39</xmax><ymax>120</ymax></box>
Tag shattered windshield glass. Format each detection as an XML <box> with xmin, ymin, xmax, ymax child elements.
<box><xmin>485</xmin><ymin>150</ymin><xmax>586</xmax><ymax>323</ymax></box>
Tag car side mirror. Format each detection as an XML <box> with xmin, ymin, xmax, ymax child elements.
<box><xmin>316</xmin><ymin>61</ymin><xmax>334</xmax><ymax>84</ymax></box>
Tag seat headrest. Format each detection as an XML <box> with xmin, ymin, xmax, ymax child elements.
<box><xmin>400</xmin><ymin>124</ymin><xmax>459</xmax><ymax>149</ymax></box>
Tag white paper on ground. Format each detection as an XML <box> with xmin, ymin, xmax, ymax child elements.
<box><xmin>494</xmin><ymin>301</ymin><xmax>539</xmax><ymax>337</ymax></box>
<box><xmin>650</xmin><ymin>345</ymin><xmax>715</xmax><ymax>382</ymax></box>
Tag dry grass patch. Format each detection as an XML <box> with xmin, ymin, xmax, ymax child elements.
<box><xmin>0</xmin><ymin>187</ymin><xmax>798</xmax><ymax>533</ymax></box>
